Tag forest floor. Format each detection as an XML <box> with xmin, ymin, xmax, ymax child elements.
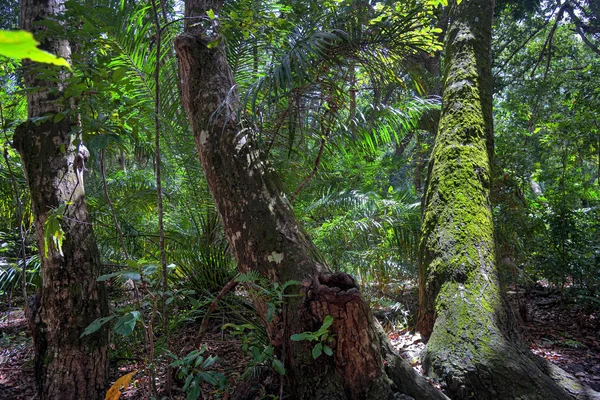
<box><xmin>1</xmin><ymin>287</ymin><xmax>599</xmax><ymax>399</ymax></box>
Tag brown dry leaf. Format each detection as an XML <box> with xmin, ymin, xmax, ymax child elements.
<box><xmin>105</xmin><ymin>371</ymin><xmax>137</xmax><ymax>400</ymax></box>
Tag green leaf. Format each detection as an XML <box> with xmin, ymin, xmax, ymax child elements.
<box><xmin>0</xmin><ymin>30</ymin><xmax>71</xmax><ymax>70</ymax></box>
<box><xmin>312</xmin><ymin>342</ymin><xmax>323</xmax><ymax>359</ymax></box>
<box><xmin>206</xmin><ymin>37</ymin><xmax>222</xmax><ymax>49</ymax></box>
<box><xmin>272</xmin><ymin>358</ymin><xmax>286</xmax><ymax>375</ymax></box>
<box><xmin>43</xmin><ymin>213</ymin><xmax>64</xmax><ymax>258</ymax></box>
<box><xmin>266</xmin><ymin>303</ymin><xmax>275</xmax><ymax>323</ymax></box>
<box><xmin>112</xmin><ymin>67</ymin><xmax>127</xmax><ymax>83</ymax></box>
<box><xmin>182</xmin><ymin>374</ymin><xmax>193</xmax><ymax>391</ymax></box>
<box><xmin>97</xmin><ymin>270</ymin><xmax>141</xmax><ymax>282</ymax></box>
<box><xmin>53</xmin><ymin>112</ymin><xmax>65</xmax><ymax>123</ymax></box>
<box><xmin>315</xmin><ymin>315</ymin><xmax>334</xmax><ymax>336</ymax></box>
<box><xmin>80</xmin><ymin>316</ymin><xmax>115</xmax><ymax>338</ymax></box>
<box><xmin>207</xmin><ymin>9</ymin><xmax>215</xmax><ymax>20</ymax></box>
<box><xmin>323</xmin><ymin>345</ymin><xmax>333</xmax><ymax>356</ymax></box>
<box><xmin>202</xmin><ymin>355</ymin><xmax>218</xmax><ymax>369</ymax></box>
<box><xmin>114</xmin><ymin>311</ymin><xmax>141</xmax><ymax>336</ymax></box>
<box><xmin>186</xmin><ymin>380</ymin><xmax>200</xmax><ymax>400</ymax></box>
<box><xmin>290</xmin><ymin>332</ymin><xmax>315</xmax><ymax>342</ymax></box>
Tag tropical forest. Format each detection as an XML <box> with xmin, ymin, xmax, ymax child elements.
<box><xmin>0</xmin><ymin>0</ymin><xmax>599</xmax><ymax>399</ymax></box>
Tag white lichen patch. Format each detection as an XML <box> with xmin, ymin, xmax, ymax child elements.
<box><xmin>267</xmin><ymin>251</ymin><xmax>284</xmax><ymax>264</ymax></box>
<box><xmin>199</xmin><ymin>130</ymin><xmax>208</xmax><ymax>146</ymax></box>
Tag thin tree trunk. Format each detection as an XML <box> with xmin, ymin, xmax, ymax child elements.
<box><xmin>175</xmin><ymin>1</ymin><xmax>447</xmax><ymax>399</ymax></box>
<box><xmin>417</xmin><ymin>1</ymin><xmax>598</xmax><ymax>399</ymax></box>
<box><xmin>14</xmin><ymin>0</ymin><xmax>108</xmax><ymax>398</ymax></box>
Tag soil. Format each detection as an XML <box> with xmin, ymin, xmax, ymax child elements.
<box><xmin>1</xmin><ymin>288</ymin><xmax>599</xmax><ymax>399</ymax></box>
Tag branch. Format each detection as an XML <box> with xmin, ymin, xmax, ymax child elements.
<box><xmin>195</xmin><ymin>275</ymin><xmax>239</xmax><ymax>347</ymax></box>
<box><xmin>291</xmin><ymin>136</ymin><xmax>326</xmax><ymax>203</ymax></box>
<box><xmin>565</xmin><ymin>5</ymin><xmax>600</xmax><ymax>56</ymax></box>
<box><xmin>531</xmin><ymin>3</ymin><xmax>568</xmax><ymax>79</ymax></box>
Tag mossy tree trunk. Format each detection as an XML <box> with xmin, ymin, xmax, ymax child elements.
<box><xmin>13</xmin><ymin>0</ymin><xmax>109</xmax><ymax>398</ymax></box>
<box><xmin>175</xmin><ymin>1</ymin><xmax>449</xmax><ymax>399</ymax></box>
<box><xmin>417</xmin><ymin>1</ymin><xmax>598</xmax><ymax>399</ymax></box>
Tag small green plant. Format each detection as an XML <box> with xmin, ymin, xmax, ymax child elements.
<box><xmin>290</xmin><ymin>315</ymin><xmax>335</xmax><ymax>359</ymax></box>
<box><xmin>168</xmin><ymin>346</ymin><xmax>226</xmax><ymax>400</ymax></box>
<box><xmin>235</xmin><ymin>271</ymin><xmax>300</xmax><ymax>324</ymax></box>
<box><xmin>220</xmin><ymin>274</ymin><xmax>300</xmax><ymax>377</ymax></box>
<box><xmin>562</xmin><ymin>339</ymin><xmax>584</xmax><ymax>349</ymax></box>
<box><xmin>222</xmin><ymin>322</ymin><xmax>286</xmax><ymax>377</ymax></box>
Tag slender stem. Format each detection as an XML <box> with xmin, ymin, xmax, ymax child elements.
<box><xmin>0</xmin><ymin>103</ymin><xmax>28</xmax><ymax>301</ymax></box>
<box><xmin>195</xmin><ymin>275</ymin><xmax>239</xmax><ymax>347</ymax></box>
<box><xmin>291</xmin><ymin>109</ymin><xmax>334</xmax><ymax>203</ymax></box>
<box><xmin>151</xmin><ymin>0</ymin><xmax>171</xmax><ymax>394</ymax></box>
<box><xmin>100</xmin><ymin>149</ymin><xmax>129</xmax><ymax>259</ymax></box>
<box><xmin>100</xmin><ymin>149</ymin><xmax>154</xmax><ymax>395</ymax></box>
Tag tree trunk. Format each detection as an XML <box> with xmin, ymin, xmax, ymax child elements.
<box><xmin>14</xmin><ymin>0</ymin><xmax>109</xmax><ymax>398</ymax></box>
<box><xmin>417</xmin><ymin>1</ymin><xmax>599</xmax><ymax>399</ymax></box>
<box><xmin>175</xmin><ymin>1</ymin><xmax>447</xmax><ymax>399</ymax></box>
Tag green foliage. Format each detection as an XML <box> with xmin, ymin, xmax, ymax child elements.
<box><xmin>42</xmin><ymin>204</ymin><xmax>67</xmax><ymax>258</ymax></box>
<box><xmin>0</xmin><ymin>29</ymin><xmax>71</xmax><ymax>69</ymax></box>
<box><xmin>80</xmin><ymin>316</ymin><xmax>116</xmax><ymax>337</ymax></box>
<box><xmin>236</xmin><ymin>273</ymin><xmax>300</xmax><ymax>323</ymax></box>
<box><xmin>223</xmin><ymin>322</ymin><xmax>285</xmax><ymax>377</ymax></box>
<box><xmin>0</xmin><ymin>228</ymin><xmax>39</xmax><ymax>297</ymax></box>
<box><xmin>303</xmin><ymin>186</ymin><xmax>421</xmax><ymax>285</ymax></box>
<box><xmin>494</xmin><ymin>14</ymin><xmax>600</xmax><ymax>295</ymax></box>
<box><xmin>113</xmin><ymin>311</ymin><xmax>141</xmax><ymax>336</ymax></box>
<box><xmin>169</xmin><ymin>346</ymin><xmax>226</xmax><ymax>400</ymax></box>
<box><xmin>290</xmin><ymin>315</ymin><xmax>335</xmax><ymax>359</ymax></box>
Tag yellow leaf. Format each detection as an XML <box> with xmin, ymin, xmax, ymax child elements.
<box><xmin>105</xmin><ymin>371</ymin><xmax>137</xmax><ymax>400</ymax></box>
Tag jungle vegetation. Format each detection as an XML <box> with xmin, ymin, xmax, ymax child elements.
<box><xmin>0</xmin><ymin>0</ymin><xmax>599</xmax><ymax>399</ymax></box>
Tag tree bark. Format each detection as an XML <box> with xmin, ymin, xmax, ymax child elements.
<box><xmin>417</xmin><ymin>1</ymin><xmax>599</xmax><ymax>399</ymax></box>
<box><xmin>14</xmin><ymin>0</ymin><xmax>109</xmax><ymax>398</ymax></box>
<box><xmin>175</xmin><ymin>1</ymin><xmax>448</xmax><ymax>399</ymax></box>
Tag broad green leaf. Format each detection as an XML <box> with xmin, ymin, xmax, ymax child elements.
<box><xmin>323</xmin><ymin>345</ymin><xmax>333</xmax><ymax>356</ymax></box>
<box><xmin>312</xmin><ymin>342</ymin><xmax>323</xmax><ymax>359</ymax></box>
<box><xmin>0</xmin><ymin>30</ymin><xmax>71</xmax><ymax>70</ymax></box>
<box><xmin>43</xmin><ymin>214</ymin><xmax>64</xmax><ymax>258</ymax></box>
<box><xmin>114</xmin><ymin>311</ymin><xmax>141</xmax><ymax>336</ymax></box>
<box><xmin>202</xmin><ymin>355</ymin><xmax>218</xmax><ymax>369</ymax></box>
<box><xmin>315</xmin><ymin>315</ymin><xmax>334</xmax><ymax>335</ymax></box>
<box><xmin>272</xmin><ymin>358</ymin><xmax>286</xmax><ymax>375</ymax></box>
<box><xmin>97</xmin><ymin>270</ymin><xmax>141</xmax><ymax>282</ymax></box>
<box><xmin>186</xmin><ymin>380</ymin><xmax>200</xmax><ymax>400</ymax></box>
<box><xmin>80</xmin><ymin>316</ymin><xmax>115</xmax><ymax>338</ymax></box>
<box><xmin>290</xmin><ymin>332</ymin><xmax>314</xmax><ymax>341</ymax></box>
<box><xmin>207</xmin><ymin>9</ymin><xmax>215</xmax><ymax>20</ymax></box>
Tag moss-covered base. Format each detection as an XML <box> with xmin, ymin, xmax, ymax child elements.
<box><xmin>424</xmin><ymin>339</ymin><xmax>599</xmax><ymax>399</ymax></box>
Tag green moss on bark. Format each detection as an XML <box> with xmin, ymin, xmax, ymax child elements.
<box><xmin>417</xmin><ymin>1</ymin><xmax>598</xmax><ymax>399</ymax></box>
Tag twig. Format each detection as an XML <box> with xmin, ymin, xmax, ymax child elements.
<box><xmin>100</xmin><ymin>149</ymin><xmax>129</xmax><ymax>260</ymax></box>
<box><xmin>531</xmin><ymin>3</ymin><xmax>567</xmax><ymax>79</ymax></box>
<box><xmin>291</xmin><ymin>137</ymin><xmax>326</xmax><ymax>203</ymax></box>
<box><xmin>195</xmin><ymin>275</ymin><xmax>239</xmax><ymax>347</ymax></box>
<box><xmin>565</xmin><ymin>5</ymin><xmax>600</xmax><ymax>56</ymax></box>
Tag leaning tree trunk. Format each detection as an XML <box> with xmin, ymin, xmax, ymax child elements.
<box><xmin>13</xmin><ymin>0</ymin><xmax>109</xmax><ymax>398</ymax></box>
<box><xmin>417</xmin><ymin>1</ymin><xmax>598</xmax><ymax>399</ymax></box>
<box><xmin>175</xmin><ymin>1</ymin><xmax>448</xmax><ymax>399</ymax></box>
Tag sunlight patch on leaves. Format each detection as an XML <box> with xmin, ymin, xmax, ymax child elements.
<box><xmin>0</xmin><ymin>30</ymin><xmax>71</xmax><ymax>70</ymax></box>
